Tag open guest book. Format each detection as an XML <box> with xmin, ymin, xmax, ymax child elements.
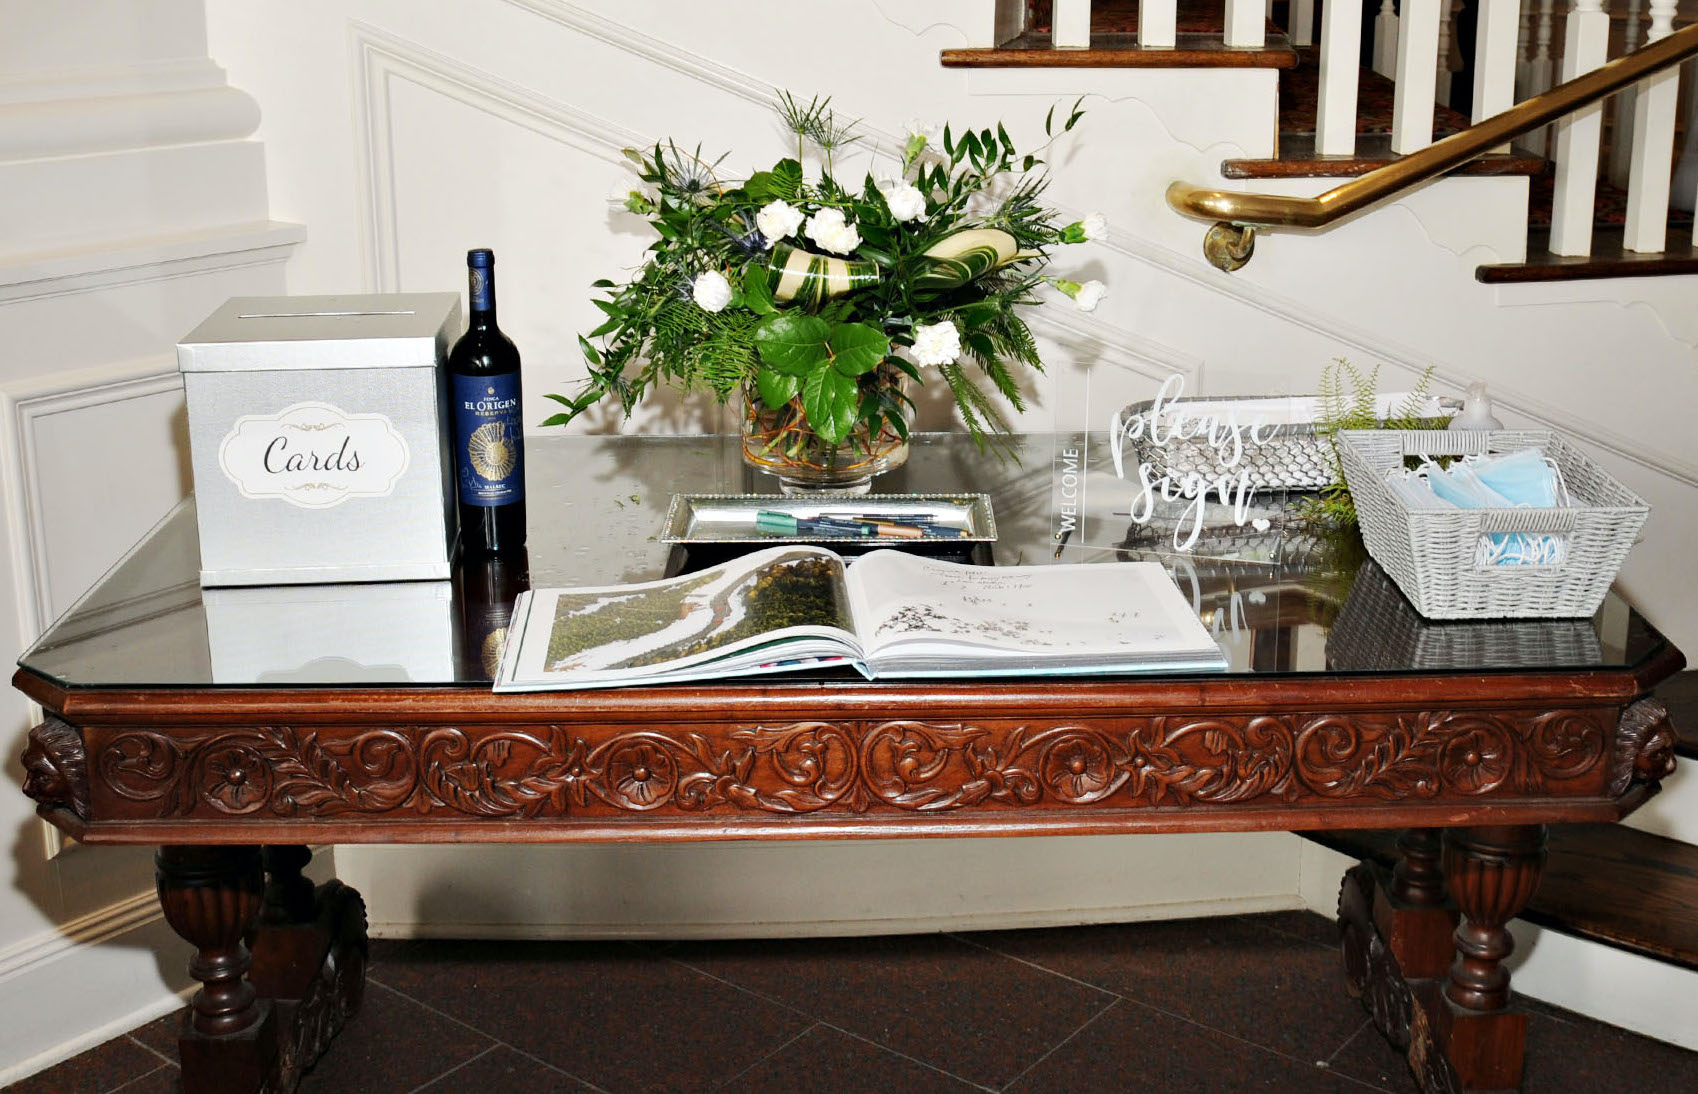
<box><xmin>494</xmin><ymin>546</ymin><xmax>1227</xmax><ymax>692</ymax></box>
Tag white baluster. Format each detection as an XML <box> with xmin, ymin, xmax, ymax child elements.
<box><xmin>1438</xmin><ymin>0</ymin><xmax>1458</xmax><ymax>106</ymax></box>
<box><xmin>1525</xmin><ymin>0</ymin><xmax>1557</xmax><ymax>154</ymax></box>
<box><xmin>1550</xmin><ymin>0</ymin><xmax>1612</xmax><ymax>255</ymax></box>
<box><xmin>1623</xmin><ymin>0</ymin><xmax>1679</xmax><ymax>251</ymax></box>
<box><xmin>1528</xmin><ymin>0</ymin><xmax>1541</xmax><ymax>98</ymax></box>
<box><xmin>1293</xmin><ymin>0</ymin><xmax>1316</xmax><ymax>47</ymax></box>
<box><xmin>1474</xmin><ymin>0</ymin><xmax>1523</xmax><ymax>156</ymax></box>
<box><xmin>1053</xmin><ymin>0</ymin><xmax>1092</xmax><ymax>48</ymax></box>
<box><xmin>1143</xmin><ymin>0</ymin><xmax>1178</xmax><ymax>49</ymax></box>
<box><xmin>1226</xmin><ymin>0</ymin><xmax>1267</xmax><ymax>47</ymax></box>
<box><xmin>994</xmin><ymin>0</ymin><xmax>1028</xmax><ymax>45</ymax></box>
<box><xmin>1394</xmin><ymin>0</ymin><xmax>1444</xmax><ymax>153</ymax></box>
<box><xmin>1674</xmin><ymin>58</ymin><xmax>1698</xmax><ymax>214</ymax></box>
<box><xmin>1609</xmin><ymin>0</ymin><xmax>1645</xmax><ymax>185</ymax></box>
<box><xmin>1374</xmin><ymin>0</ymin><xmax>1401</xmax><ymax>78</ymax></box>
<box><xmin>1317</xmin><ymin>0</ymin><xmax>1366</xmax><ymax>155</ymax></box>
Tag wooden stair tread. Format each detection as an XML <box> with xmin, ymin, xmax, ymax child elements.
<box><xmin>942</xmin><ymin>30</ymin><xmax>1298</xmax><ymax>69</ymax></box>
<box><xmin>1302</xmin><ymin>823</ymin><xmax>1698</xmax><ymax>971</ymax></box>
<box><xmin>1477</xmin><ymin>227</ymin><xmax>1698</xmax><ymax>282</ymax></box>
<box><xmin>1223</xmin><ymin>133</ymin><xmax>1544</xmax><ymax>179</ymax></box>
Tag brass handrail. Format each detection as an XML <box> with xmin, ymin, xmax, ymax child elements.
<box><xmin>1168</xmin><ymin>23</ymin><xmax>1698</xmax><ymax>271</ymax></box>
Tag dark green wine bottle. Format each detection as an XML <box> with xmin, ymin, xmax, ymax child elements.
<box><xmin>449</xmin><ymin>248</ymin><xmax>526</xmax><ymax>552</ymax></box>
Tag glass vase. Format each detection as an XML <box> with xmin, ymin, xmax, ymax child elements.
<box><xmin>740</xmin><ymin>376</ymin><xmax>910</xmax><ymax>495</ymax></box>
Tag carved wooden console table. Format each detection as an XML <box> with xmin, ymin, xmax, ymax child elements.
<box><xmin>11</xmin><ymin>434</ymin><xmax>1685</xmax><ymax>1094</ymax></box>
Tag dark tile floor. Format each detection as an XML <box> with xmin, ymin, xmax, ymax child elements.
<box><xmin>15</xmin><ymin>911</ymin><xmax>1698</xmax><ymax>1094</ymax></box>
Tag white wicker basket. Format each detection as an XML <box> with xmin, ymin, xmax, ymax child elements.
<box><xmin>1338</xmin><ymin>429</ymin><xmax>1649</xmax><ymax>619</ymax></box>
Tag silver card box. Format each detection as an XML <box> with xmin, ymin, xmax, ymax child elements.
<box><xmin>178</xmin><ymin>294</ymin><xmax>462</xmax><ymax>585</ymax></box>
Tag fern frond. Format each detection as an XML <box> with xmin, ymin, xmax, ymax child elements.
<box><xmin>937</xmin><ymin>361</ymin><xmax>1020</xmax><ymax>458</ymax></box>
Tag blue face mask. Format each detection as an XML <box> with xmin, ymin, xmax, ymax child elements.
<box><xmin>1403</xmin><ymin>452</ymin><xmax>1566</xmax><ymax>566</ymax></box>
<box><xmin>1422</xmin><ymin>461</ymin><xmax>1514</xmax><ymax>509</ymax></box>
<box><xmin>1471</xmin><ymin>447</ymin><xmax>1562</xmax><ymax>508</ymax></box>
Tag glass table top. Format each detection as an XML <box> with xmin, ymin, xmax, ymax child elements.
<box><xmin>17</xmin><ymin>434</ymin><xmax>1670</xmax><ymax>688</ymax></box>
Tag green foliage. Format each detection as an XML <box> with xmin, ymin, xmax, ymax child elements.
<box><xmin>551</xmin><ymin>91</ymin><xmax>1098</xmax><ymax>452</ymax></box>
<box><xmin>1302</xmin><ymin>358</ymin><xmax>1438</xmax><ymax>527</ymax></box>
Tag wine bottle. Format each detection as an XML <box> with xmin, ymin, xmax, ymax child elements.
<box><xmin>449</xmin><ymin>248</ymin><xmax>526</xmax><ymax>551</ymax></box>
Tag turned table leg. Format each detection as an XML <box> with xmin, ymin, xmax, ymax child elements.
<box><xmin>1385</xmin><ymin>824</ymin><xmax>1547</xmax><ymax>1094</ymax></box>
<box><xmin>156</xmin><ymin>845</ymin><xmax>277</xmax><ymax>1094</ymax></box>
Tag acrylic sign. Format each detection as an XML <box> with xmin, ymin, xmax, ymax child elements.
<box><xmin>1107</xmin><ymin>374</ymin><xmax>1277</xmax><ymax>553</ymax></box>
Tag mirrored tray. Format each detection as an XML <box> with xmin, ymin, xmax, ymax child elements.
<box><xmin>661</xmin><ymin>493</ymin><xmax>997</xmax><ymax>545</ymax></box>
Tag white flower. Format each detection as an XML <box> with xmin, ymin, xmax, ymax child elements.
<box><xmin>904</xmin><ymin>119</ymin><xmax>941</xmax><ymax>143</ymax></box>
<box><xmin>755</xmin><ymin>199</ymin><xmax>805</xmax><ymax>242</ymax></box>
<box><xmin>804</xmin><ymin>207</ymin><xmax>861</xmax><ymax>254</ymax></box>
<box><xmin>1074</xmin><ymin>279</ymin><xmax>1107</xmax><ymax>312</ymax></box>
<box><xmin>911</xmin><ymin>321</ymin><xmax>961</xmax><ymax>367</ymax></box>
<box><xmin>1063</xmin><ymin>211</ymin><xmax>1108</xmax><ymax>243</ymax></box>
<box><xmin>880</xmin><ymin>181</ymin><xmax>927</xmax><ymax>223</ymax></box>
<box><xmin>692</xmin><ymin>270</ymin><xmax>732</xmax><ymax>313</ymax></box>
<box><xmin>1054</xmin><ymin>278</ymin><xmax>1108</xmax><ymax>312</ymax></box>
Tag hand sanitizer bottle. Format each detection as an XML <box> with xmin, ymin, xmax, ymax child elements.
<box><xmin>1450</xmin><ymin>382</ymin><xmax>1503</xmax><ymax>431</ymax></box>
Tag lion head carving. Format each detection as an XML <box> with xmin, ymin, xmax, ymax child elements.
<box><xmin>20</xmin><ymin>718</ymin><xmax>89</xmax><ymax>818</ymax></box>
<box><xmin>1610</xmin><ymin>699</ymin><xmax>1679</xmax><ymax>798</ymax></box>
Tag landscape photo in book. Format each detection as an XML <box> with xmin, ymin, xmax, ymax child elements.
<box><xmin>543</xmin><ymin>547</ymin><xmax>853</xmax><ymax>674</ymax></box>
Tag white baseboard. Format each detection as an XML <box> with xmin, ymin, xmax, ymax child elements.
<box><xmin>1298</xmin><ymin>840</ymin><xmax>1698</xmax><ymax>1053</ymax></box>
<box><xmin>0</xmin><ymin>910</ymin><xmax>190</xmax><ymax>1087</ymax></box>
<box><xmin>0</xmin><ymin>851</ymin><xmax>338</xmax><ymax>1086</ymax></box>
<box><xmin>368</xmin><ymin>891</ymin><xmax>1310</xmax><ymax>942</ymax></box>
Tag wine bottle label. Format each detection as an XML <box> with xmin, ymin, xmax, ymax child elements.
<box><xmin>453</xmin><ymin>373</ymin><xmax>524</xmax><ymax>506</ymax></box>
<box><xmin>218</xmin><ymin>401</ymin><xmax>411</xmax><ymax>509</ymax></box>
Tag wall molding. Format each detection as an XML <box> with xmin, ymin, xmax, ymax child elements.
<box><xmin>0</xmin><ymin>355</ymin><xmax>183</xmax><ymax>643</ymax></box>
<box><xmin>350</xmin><ymin>21</ymin><xmax>645</xmax><ymax>292</ymax></box>
<box><xmin>494</xmin><ymin>0</ymin><xmax>773</xmax><ymax>106</ymax></box>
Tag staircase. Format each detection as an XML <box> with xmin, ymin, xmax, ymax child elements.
<box><xmin>941</xmin><ymin>0</ymin><xmax>1698</xmax><ymax>1051</ymax></box>
<box><xmin>948</xmin><ymin>0</ymin><xmax>1698</xmax><ymax>280</ymax></box>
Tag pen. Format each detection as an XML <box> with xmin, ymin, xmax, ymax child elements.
<box><xmin>755</xmin><ymin>511</ymin><xmax>927</xmax><ymax>539</ymax></box>
<box><xmin>820</xmin><ymin>512</ymin><xmax>940</xmax><ymax>523</ymax></box>
<box><xmin>817</xmin><ymin>512</ymin><xmax>962</xmax><ymax>537</ymax></box>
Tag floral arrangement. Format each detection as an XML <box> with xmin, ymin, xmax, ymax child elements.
<box><xmin>547</xmin><ymin>93</ymin><xmax>1105</xmax><ymax>467</ymax></box>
